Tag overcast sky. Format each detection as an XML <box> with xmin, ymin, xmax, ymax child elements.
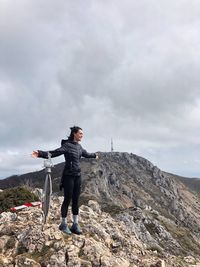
<box><xmin>1</xmin><ymin>0</ymin><xmax>200</xmax><ymax>179</ymax></box>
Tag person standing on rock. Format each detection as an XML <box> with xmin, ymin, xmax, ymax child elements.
<box><xmin>32</xmin><ymin>126</ymin><xmax>98</xmax><ymax>235</ymax></box>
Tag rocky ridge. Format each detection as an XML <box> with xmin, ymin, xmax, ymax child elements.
<box><xmin>79</xmin><ymin>153</ymin><xmax>200</xmax><ymax>256</ymax></box>
<box><xmin>1</xmin><ymin>197</ymin><xmax>200</xmax><ymax>267</ymax></box>
<box><xmin>1</xmin><ymin>152</ymin><xmax>200</xmax><ymax>266</ymax></box>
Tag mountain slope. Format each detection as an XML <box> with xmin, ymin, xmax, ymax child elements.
<box><xmin>1</xmin><ymin>152</ymin><xmax>200</xmax><ymax>257</ymax></box>
<box><xmin>176</xmin><ymin>175</ymin><xmax>200</xmax><ymax>194</ymax></box>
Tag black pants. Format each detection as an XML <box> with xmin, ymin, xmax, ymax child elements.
<box><xmin>61</xmin><ymin>174</ymin><xmax>81</xmax><ymax>218</ymax></box>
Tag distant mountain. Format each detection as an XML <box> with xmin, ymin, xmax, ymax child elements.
<box><xmin>1</xmin><ymin>152</ymin><xmax>200</xmax><ymax>257</ymax></box>
<box><xmin>0</xmin><ymin>162</ymin><xmax>65</xmax><ymax>192</ymax></box>
<box><xmin>175</xmin><ymin>175</ymin><xmax>200</xmax><ymax>194</ymax></box>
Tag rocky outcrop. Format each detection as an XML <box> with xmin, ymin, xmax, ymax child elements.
<box><xmin>1</xmin><ymin>152</ymin><xmax>200</xmax><ymax>265</ymax></box>
<box><xmin>1</xmin><ymin>197</ymin><xmax>200</xmax><ymax>267</ymax></box>
<box><xmin>81</xmin><ymin>153</ymin><xmax>200</xmax><ymax>240</ymax></box>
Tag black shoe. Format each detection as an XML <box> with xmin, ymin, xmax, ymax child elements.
<box><xmin>70</xmin><ymin>223</ymin><xmax>82</xmax><ymax>235</ymax></box>
<box><xmin>58</xmin><ymin>223</ymin><xmax>72</xmax><ymax>234</ymax></box>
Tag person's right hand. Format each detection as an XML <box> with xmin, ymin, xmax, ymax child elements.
<box><xmin>31</xmin><ymin>151</ymin><xmax>39</xmax><ymax>158</ymax></box>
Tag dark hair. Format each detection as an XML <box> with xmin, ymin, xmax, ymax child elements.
<box><xmin>68</xmin><ymin>126</ymin><xmax>82</xmax><ymax>141</ymax></box>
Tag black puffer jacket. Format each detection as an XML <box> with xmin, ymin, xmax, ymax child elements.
<box><xmin>38</xmin><ymin>139</ymin><xmax>96</xmax><ymax>176</ymax></box>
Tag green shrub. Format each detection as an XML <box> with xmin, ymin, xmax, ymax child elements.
<box><xmin>0</xmin><ymin>186</ymin><xmax>39</xmax><ymax>212</ymax></box>
<box><xmin>161</xmin><ymin>220</ymin><xmax>200</xmax><ymax>256</ymax></box>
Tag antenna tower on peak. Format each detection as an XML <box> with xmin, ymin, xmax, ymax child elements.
<box><xmin>111</xmin><ymin>138</ymin><xmax>114</xmax><ymax>152</ymax></box>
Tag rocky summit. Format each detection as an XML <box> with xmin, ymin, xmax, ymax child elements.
<box><xmin>0</xmin><ymin>198</ymin><xmax>197</xmax><ymax>267</ymax></box>
<box><xmin>1</xmin><ymin>152</ymin><xmax>200</xmax><ymax>266</ymax></box>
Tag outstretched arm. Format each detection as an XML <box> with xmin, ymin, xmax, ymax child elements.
<box><xmin>32</xmin><ymin>144</ymin><xmax>68</xmax><ymax>159</ymax></box>
<box><xmin>82</xmin><ymin>148</ymin><xmax>98</xmax><ymax>159</ymax></box>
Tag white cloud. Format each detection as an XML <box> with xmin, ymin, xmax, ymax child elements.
<box><xmin>1</xmin><ymin>0</ymin><xmax>200</xmax><ymax>178</ymax></box>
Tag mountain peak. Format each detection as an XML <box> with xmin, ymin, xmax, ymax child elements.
<box><xmin>1</xmin><ymin>152</ymin><xmax>200</xmax><ymax>265</ymax></box>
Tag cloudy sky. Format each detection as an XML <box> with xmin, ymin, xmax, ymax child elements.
<box><xmin>1</xmin><ymin>0</ymin><xmax>200</xmax><ymax>179</ymax></box>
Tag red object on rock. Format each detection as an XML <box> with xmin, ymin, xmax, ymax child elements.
<box><xmin>10</xmin><ymin>201</ymin><xmax>42</xmax><ymax>212</ymax></box>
